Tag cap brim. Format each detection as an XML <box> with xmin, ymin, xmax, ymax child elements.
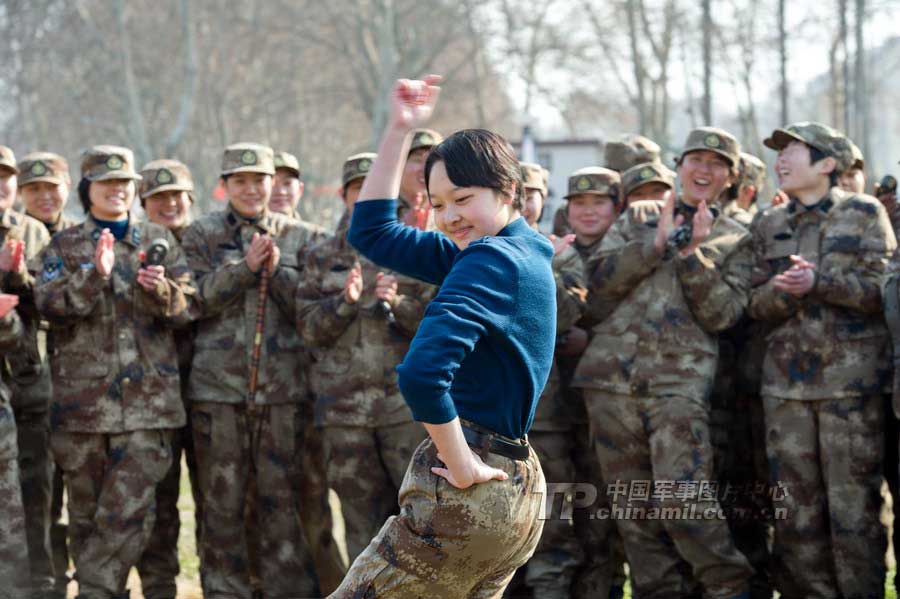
<box><xmin>681</xmin><ymin>146</ymin><xmax>737</xmax><ymax>167</ymax></box>
<box><xmin>275</xmin><ymin>166</ymin><xmax>301</xmax><ymax>177</ymax></box>
<box><xmin>564</xmin><ymin>190</ymin><xmax>614</xmax><ymax>199</ymax></box>
<box><xmin>763</xmin><ymin>129</ymin><xmax>808</xmax><ymax>152</ymax></box>
<box><xmin>20</xmin><ymin>175</ymin><xmax>66</xmax><ymax>186</ymax></box>
<box><xmin>342</xmin><ymin>173</ymin><xmax>366</xmax><ymax>187</ymax></box>
<box><xmin>88</xmin><ymin>171</ymin><xmax>142</xmax><ymax>182</ymax></box>
<box><xmin>141</xmin><ymin>183</ymin><xmax>193</xmax><ymax>199</ymax></box>
<box><xmin>626</xmin><ymin>177</ymin><xmax>673</xmax><ymax>196</ymax></box>
<box><xmin>221</xmin><ymin>166</ymin><xmax>275</xmax><ymax>176</ymax></box>
<box><xmin>0</xmin><ymin>162</ymin><xmax>19</xmax><ymax>174</ymax></box>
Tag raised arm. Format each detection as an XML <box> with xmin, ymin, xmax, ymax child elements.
<box><xmin>348</xmin><ymin>76</ymin><xmax>460</xmax><ymax>284</ymax></box>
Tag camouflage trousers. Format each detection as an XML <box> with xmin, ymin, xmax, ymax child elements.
<box><xmin>14</xmin><ymin>406</ymin><xmax>57</xmax><ymax>595</ymax></box>
<box><xmin>1</xmin><ymin>411</ymin><xmax>30</xmax><ymax>599</ymax></box>
<box><xmin>51</xmin><ymin>463</ymin><xmax>70</xmax><ymax>594</ymax></box>
<box><xmin>295</xmin><ymin>408</ymin><xmax>347</xmax><ymax>595</ymax></box>
<box><xmin>570</xmin><ymin>400</ymin><xmax>627</xmax><ymax>599</ymax></box>
<box><xmin>710</xmin><ymin>392</ymin><xmax>772</xmax><ymax>599</ymax></box>
<box><xmin>764</xmin><ymin>394</ymin><xmax>885</xmax><ymax>599</ymax></box>
<box><xmin>329</xmin><ymin>436</ymin><xmax>546</xmax><ymax>598</ymax></box>
<box><xmin>192</xmin><ymin>401</ymin><xmax>315</xmax><ymax>599</ymax></box>
<box><xmin>51</xmin><ymin>429</ymin><xmax>173</xmax><ymax>599</ymax></box>
<box><xmin>583</xmin><ymin>391</ymin><xmax>753</xmax><ymax>599</ymax></box>
<box><xmin>323</xmin><ymin>421</ymin><xmax>425</xmax><ymax>562</ymax></box>
<box><xmin>138</xmin><ymin>419</ymin><xmax>202</xmax><ymax>599</ymax></box>
<box><xmin>884</xmin><ymin>394</ymin><xmax>900</xmax><ymax>596</ymax></box>
<box><xmin>518</xmin><ymin>430</ymin><xmax>583</xmax><ymax>599</ymax></box>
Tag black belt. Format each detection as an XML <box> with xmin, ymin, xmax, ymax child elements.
<box><xmin>461</xmin><ymin>423</ymin><xmax>530</xmax><ymax>461</ymax></box>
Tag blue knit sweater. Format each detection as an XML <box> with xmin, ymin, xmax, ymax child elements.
<box><xmin>348</xmin><ymin>199</ymin><xmax>555</xmax><ymax>439</ymax></box>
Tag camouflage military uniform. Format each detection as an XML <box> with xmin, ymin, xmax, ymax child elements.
<box><xmin>397</xmin><ymin>129</ymin><xmax>442</xmax><ymax>222</ymax></box>
<box><xmin>0</xmin><ymin>308</ymin><xmax>32</xmax><ymax>599</ymax></box>
<box><xmin>0</xmin><ymin>201</ymin><xmax>57</xmax><ymax>596</ymax></box>
<box><xmin>296</xmin><ymin>214</ymin><xmax>432</xmax><ymax>563</ymax></box>
<box><xmin>750</xmin><ymin>182</ymin><xmax>895</xmax><ymax>597</ymax></box>
<box><xmin>572</xmin><ymin>190</ymin><xmax>754</xmax><ymax>597</ymax></box>
<box><xmin>182</xmin><ymin>143</ymin><xmax>324</xmax><ymax>599</ymax></box>
<box><xmin>708</xmin><ymin>151</ymin><xmax>772</xmax><ymax>599</ymax></box>
<box><xmin>33</xmin><ymin>198</ymin><xmax>80</xmax><ymax>596</ymax></box>
<box><xmin>129</xmin><ymin>159</ymin><xmax>205</xmax><ymax>599</ymax></box>
<box><xmin>329</xmin><ymin>436</ymin><xmax>545</xmax><ymax>599</ymax></box>
<box><xmin>35</xmin><ymin>198</ymin><xmax>195</xmax><ymax>599</ymax></box>
<box><xmin>511</xmin><ymin>243</ymin><xmax>586</xmax><ymax>599</ymax></box>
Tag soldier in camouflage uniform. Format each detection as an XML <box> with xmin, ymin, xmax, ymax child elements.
<box><xmin>398</xmin><ymin>128</ymin><xmax>442</xmax><ymax>224</ymax></box>
<box><xmin>558</xmin><ymin>167</ymin><xmax>630</xmax><ymax>599</ymax></box>
<box><xmin>709</xmin><ymin>151</ymin><xmax>773</xmax><ymax>598</ymax></box>
<box><xmin>264</xmin><ymin>149</ymin><xmax>348</xmax><ymax>594</ymax></box>
<box><xmin>18</xmin><ymin>151</ymin><xmax>80</xmax><ymax>597</ymax></box>
<box><xmin>181</xmin><ymin>142</ymin><xmax>323</xmax><ymax>599</ymax></box>
<box><xmin>0</xmin><ymin>296</ymin><xmax>31</xmax><ymax>599</ymax></box>
<box><xmin>33</xmin><ymin>145</ymin><xmax>196</xmax><ymax>599</ymax></box>
<box><xmin>270</xmin><ymin>150</ymin><xmax>307</xmax><ymax>221</ymax></box>
<box><xmin>0</xmin><ymin>147</ymin><xmax>60</xmax><ymax>598</ymax></box>
<box><xmin>296</xmin><ymin>152</ymin><xmax>430</xmax><ymax>565</ymax></box>
<box><xmin>133</xmin><ymin>158</ymin><xmax>204</xmax><ymax>599</ymax></box>
<box><xmin>837</xmin><ymin>139</ymin><xmax>866</xmax><ymax>194</ymax></box>
<box><xmin>552</xmin><ymin>134</ymin><xmax>662</xmax><ymax>238</ymax></box>
<box><xmin>720</xmin><ymin>153</ymin><xmax>765</xmax><ymax>227</ymax></box>
<box><xmin>750</xmin><ymin>123</ymin><xmax>895</xmax><ymax>598</ymax></box>
<box><xmin>622</xmin><ymin>161</ymin><xmax>674</xmax><ymax>207</ymax></box>
<box><xmin>573</xmin><ymin>127</ymin><xmax>755</xmax><ymax>598</ymax></box>
<box><xmin>504</xmin><ymin>161</ymin><xmax>587</xmax><ymax>598</ymax></box>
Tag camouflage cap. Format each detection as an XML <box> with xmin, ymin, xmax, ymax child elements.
<box><xmin>18</xmin><ymin>152</ymin><xmax>69</xmax><ymax>186</ymax></box>
<box><xmin>273</xmin><ymin>150</ymin><xmax>301</xmax><ymax>177</ymax></box>
<box><xmin>221</xmin><ymin>142</ymin><xmax>275</xmax><ymax>176</ymax></box>
<box><xmin>409</xmin><ymin>129</ymin><xmax>443</xmax><ymax>154</ymax></box>
<box><xmin>520</xmin><ymin>162</ymin><xmax>547</xmax><ymax>196</ymax></box>
<box><xmin>80</xmin><ymin>145</ymin><xmax>142</xmax><ymax>181</ymax></box>
<box><xmin>564</xmin><ymin>166</ymin><xmax>621</xmax><ymax>200</ymax></box>
<box><xmin>679</xmin><ymin>127</ymin><xmax>741</xmax><ymax>167</ymax></box>
<box><xmin>342</xmin><ymin>152</ymin><xmax>376</xmax><ymax>187</ymax></box>
<box><xmin>604</xmin><ymin>134</ymin><xmax>661</xmax><ymax>173</ymax></box>
<box><xmin>139</xmin><ymin>159</ymin><xmax>194</xmax><ymax>200</ymax></box>
<box><xmin>0</xmin><ymin>146</ymin><xmax>17</xmax><ymax>174</ymax></box>
<box><xmin>844</xmin><ymin>139</ymin><xmax>864</xmax><ymax>171</ymax></box>
<box><xmin>622</xmin><ymin>161</ymin><xmax>675</xmax><ymax>197</ymax></box>
<box><xmin>738</xmin><ymin>152</ymin><xmax>767</xmax><ymax>190</ymax></box>
<box><xmin>763</xmin><ymin>122</ymin><xmax>853</xmax><ymax>171</ymax></box>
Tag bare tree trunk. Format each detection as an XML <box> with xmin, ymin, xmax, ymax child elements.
<box><xmin>854</xmin><ymin>0</ymin><xmax>869</xmax><ymax>166</ymax></box>
<box><xmin>701</xmin><ymin>0</ymin><xmax>713</xmax><ymax>123</ymax></box>
<box><xmin>830</xmin><ymin>35</ymin><xmax>840</xmax><ymax>127</ymax></box>
<box><xmin>839</xmin><ymin>0</ymin><xmax>850</xmax><ymax>132</ymax></box>
<box><xmin>626</xmin><ymin>0</ymin><xmax>648</xmax><ymax>133</ymax></box>
<box><xmin>778</xmin><ymin>0</ymin><xmax>788</xmax><ymax>124</ymax></box>
<box><xmin>165</xmin><ymin>0</ymin><xmax>197</xmax><ymax>157</ymax></box>
<box><xmin>113</xmin><ymin>0</ymin><xmax>150</xmax><ymax>164</ymax></box>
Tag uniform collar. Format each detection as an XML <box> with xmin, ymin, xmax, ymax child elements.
<box><xmin>497</xmin><ymin>216</ymin><xmax>532</xmax><ymax>238</ymax></box>
<box><xmin>0</xmin><ymin>209</ymin><xmax>20</xmax><ymax>230</ymax></box>
<box><xmin>225</xmin><ymin>203</ymin><xmax>275</xmax><ymax>235</ymax></box>
<box><xmin>787</xmin><ymin>191</ymin><xmax>835</xmax><ymax>216</ymax></box>
<box><xmin>84</xmin><ymin>214</ymin><xmax>143</xmax><ymax>247</ymax></box>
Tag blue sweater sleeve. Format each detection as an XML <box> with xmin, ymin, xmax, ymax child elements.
<box><xmin>348</xmin><ymin>199</ymin><xmax>459</xmax><ymax>285</ymax></box>
<box><xmin>396</xmin><ymin>241</ymin><xmax>516</xmax><ymax>424</ymax></box>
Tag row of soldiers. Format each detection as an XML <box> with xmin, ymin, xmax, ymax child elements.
<box><xmin>516</xmin><ymin>124</ymin><xmax>900</xmax><ymax>599</ymax></box>
<box><xmin>0</xmin><ymin>118</ymin><xmax>898</xmax><ymax>599</ymax></box>
<box><xmin>0</xmin><ymin>132</ymin><xmax>445</xmax><ymax>599</ymax></box>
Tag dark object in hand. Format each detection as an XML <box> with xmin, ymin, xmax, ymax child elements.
<box><xmin>877</xmin><ymin>175</ymin><xmax>897</xmax><ymax>197</ymax></box>
<box><xmin>667</xmin><ymin>222</ymin><xmax>694</xmax><ymax>252</ymax></box>
<box><xmin>144</xmin><ymin>238</ymin><xmax>169</xmax><ymax>266</ymax></box>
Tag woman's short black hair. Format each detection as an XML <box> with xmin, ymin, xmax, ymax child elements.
<box><xmin>424</xmin><ymin>129</ymin><xmax>524</xmax><ymax>211</ymax></box>
<box><xmin>809</xmin><ymin>146</ymin><xmax>839</xmax><ymax>188</ymax></box>
<box><xmin>77</xmin><ymin>178</ymin><xmax>91</xmax><ymax>214</ymax></box>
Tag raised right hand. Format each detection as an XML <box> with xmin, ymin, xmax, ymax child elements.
<box><xmin>653</xmin><ymin>191</ymin><xmax>684</xmax><ymax>256</ymax></box>
<box><xmin>94</xmin><ymin>229</ymin><xmax>116</xmax><ymax>278</ymax></box>
<box><xmin>0</xmin><ymin>293</ymin><xmax>18</xmax><ymax>319</ymax></box>
<box><xmin>343</xmin><ymin>263</ymin><xmax>363</xmax><ymax>304</ymax></box>
<box><xmin>390</xmin><ymin>75</ymin><xmax>442</xmax><ymax>130</ymax></box>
